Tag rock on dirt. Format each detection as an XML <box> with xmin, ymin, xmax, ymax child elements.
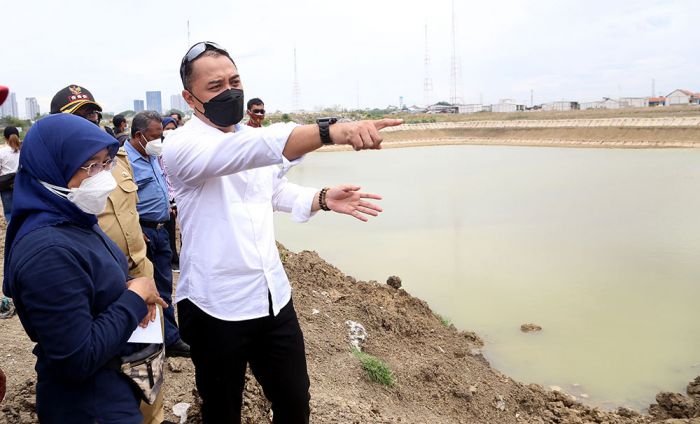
<box><xmin>520</xmin><ymin>323</ymin><xmax>543</xmax><ymax>332</ymax></box>
<box><xmin>386</xmin><ymin>275</ymin><xmax>402</xmax><ymax>289</ymax></box>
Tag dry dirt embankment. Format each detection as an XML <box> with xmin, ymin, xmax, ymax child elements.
<box><xmin>322</xmin><ymin>117</ymin><xmax>700</xmax><ymax>151</ymax></box>
<box><xmin>2</xmin><ymin>235</ymin><xmax>700</xmax><ymax>422</ymax></box>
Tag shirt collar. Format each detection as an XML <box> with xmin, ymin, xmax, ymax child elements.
<box><xmin>123</xmin><ymin>138</ymin><xmax>150</xmax><ymax>163</ymax></box>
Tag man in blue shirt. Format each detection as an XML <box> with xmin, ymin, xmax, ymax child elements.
<box><xmin>125</xmin><ymin>110</ymin><xmax>190</xmax><ymax>358</ymax></box>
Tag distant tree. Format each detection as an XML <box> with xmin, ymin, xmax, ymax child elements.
<box><xmin>436</xmin><ymin>101</ymin><xmax>452</xmax><ymax>106</ymax></box>
<box><xmin>0</xmin><ymin>116</ymin><xmax>31</xmax><ymax>128</ymax></box>
<box><xmin>117</xmin><ymin>110</ymin><xmax>136</xmax><ymax>117</ymax></box>
<box><xmin>281</xmin><ymin>113</ymin><xmax>291</xmax><ymax>123</ymax></box>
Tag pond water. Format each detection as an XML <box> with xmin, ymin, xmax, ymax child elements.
<box><xmin>274</xmin><ymin>145</ymin><xmax>700</xmax><ymax>410</ymax></box>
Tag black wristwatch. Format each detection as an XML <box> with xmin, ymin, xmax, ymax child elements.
<box><xmin>316</xmin><ymin>117</ymin><xmax>338</xmax><ymax>145</ymax></box>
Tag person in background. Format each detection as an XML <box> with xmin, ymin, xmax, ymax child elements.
<box><xmin>127</xmin><ymin>111</ymin><xmax>189</xmax><ymax>357</ymax></box>
<box><xmin>161</xmin><ymin>116</ymin><xmax>180</xmax><ymax>272</ymax></box>
<box><xmin>245</xmin><ymin>97</ymin><xmax>265</xmax><ymax>128</ymax></box>
<box><xmin>113</xmin><ymin>114</ymin><xmax>130</xmax><ymax>146</ymax></box>
<box><xmin>2</xmin><ymin>114</ymin><xmax>166</xmax><ymax>423</ymax></box>
<box><xmin>0</xmin><ymin>126</ymin><xmax>21</xmax><ymax>222</ymax></box>
<box><xmin>50</xmin><ymin>85</ymin><xmax>102</xmax><ymax>125</ymax></box>
<box><xmin>50</xmin><ymin>85</ymin><xmax>170</xmax><ymax>423</ymax></box>
<box><xmin>0</xmin><ymin>85</ymin><xmax>9</xmax><ymax>402</ymax></box>
<box><xmin>169</xmin><ymin>111</ymin><xmax>183</xmax><ymax>127</ymax></box>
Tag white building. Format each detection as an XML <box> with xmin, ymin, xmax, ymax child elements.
<box><xmin>25</xmin><ymin>97</ymin><xmax>40</xmax><ymax>119</ymax></box>
<box><xmin>580</xmin><ymin>100</ymin><xmax>604</xmax><ymax>110</ymax></box>
<box><xmin>619</xmin><ymin>97</ymin><xmax>649</xmax><ymax>108</ymax></box>
<box><xmin>665</xmin><ymin>89</ymin><xmax>699</xmax><ymax>106</ymax></box>
<box><xmin>542</xmin><ymin>101</ymin><xmax>579</xmax><ymax>112</ymax></box>
<box><xmin>458</xmin><ymin>104</ymin><xmax>486</xmax><ymax>114</ymax></box>
<box><xmin>169</xmin><ymin>94</ymin><xmax>191</xmax><ymax>113</ymax></box>
<box><xmin>490</xmin><ymin>100</ymin><xmax>524</xmax><ymax>113</ymax></box>
<box><xmin>0</xmin><ymin>92</ymin><xmax>18</xmax><ymax>118</ymax></box>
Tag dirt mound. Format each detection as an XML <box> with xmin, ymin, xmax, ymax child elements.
<box><xmin>1</xmin><ymin>242</ymin><xmax>697</xmax><ymax>423</ymax></box>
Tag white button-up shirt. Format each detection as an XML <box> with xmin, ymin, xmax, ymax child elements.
<box><xmin>163</xmin><ymin>115</ymin><xmax>317</xmax><ymax>321</ymax></box>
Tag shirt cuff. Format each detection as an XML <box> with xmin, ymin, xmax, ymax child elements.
<box><xmin>291</xmin><ymin>187</ymin><xmax>319</xmax><ymax>223</ymax></box>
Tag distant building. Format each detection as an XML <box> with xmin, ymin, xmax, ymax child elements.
<box><xmin>619</xmin><ymin>97</ymin><xmax>649</xmax><ymax>108</ymax></box>
<box><xmin>664</xmin><ymin>89</ymin><xmax>700</xmax><ymax>106</ymax></box>
<box><xmin>648</xmin><ymin>97</ymin><xmax>666</xmax><ymax>107</ymax></box>
<box><xmin>0</xmin><ymin>92</ymin><xmax>18</xmax><ymax>118</ymax></box>
<box><xmin>426</xmin><ymin>104</ymin><xmax>458</xmax><ymax>114</ymax></box>
<box><xmin>458</xmin><ymin>104</ymin><xmax>486</xmax><ymax>114</ymax></box>
<box><xmin>169</xmin><ymin>94</ymin><xmax>191</xmax><ymax>113</ymax></box>
<box><xmin>490</xmin><ymin>100</ymin><xmax>524</xmax><ymax>113</ymax></box>
<box><xmin>146</xmin><ymin>91</ymin><xmax>162</xmax><ymax>113</ymax></box>
<box><xmin>580</xmin><ymin>100</ymin><xmax>604</xmax><ymax>110</ymax></box>
<box><xmin>542</xmin><ymin>101</ymin><xmax>579</xmax><ymax>112</ymax></box>
<box><xmin>134</xmin><ymin>99</ymin><xmax>145</xmax><ymax>112</ymax></box>
<box><xmin>25</xmin><ymin>97</ymin><xmax>40</xmax><ymax>119</ymax></box>
<box><xmin>581</xmin><ymin>98</ymin><xmax>620</xmax><ymax>110</ymax></box>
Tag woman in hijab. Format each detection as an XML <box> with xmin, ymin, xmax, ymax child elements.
<box><xmin>2</xmin><ymin>114</ymin><xmax>167</xmax><ymax>423</ymax></box>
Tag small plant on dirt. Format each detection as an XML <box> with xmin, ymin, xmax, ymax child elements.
<box><xmin>436</xmin><ymin>314</ymin><xmax>451</xmax><ymax>327</ymax></box>
<box><xmin>352</xmin><ymin>348</ymin><xmax>395</xmax><ymax>387</ymax></box>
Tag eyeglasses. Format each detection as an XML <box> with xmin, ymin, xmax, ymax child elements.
<box><xmin>80</xmin><ymin>158</ymin><xmax>117</xmax><ymax>177</ymax></box>
<box><xmin>77</xmin><ymin>109</ymin><xmax>100</xmax><ymax>118</ymax></box>
<box><xmin>180</xmin><ymin>41</ymin><xmax>229</xmax><ymax>86</ymax></box>
<box><xmin>251</xmin><ymin>109</ymin><xmax>265</xmax><ymax>115</ymax></box>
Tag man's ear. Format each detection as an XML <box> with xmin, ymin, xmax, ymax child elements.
<box><xmin>182</xmin><ymin>89</ymin><xmax>197</xmax><ymax>110</ymax></box>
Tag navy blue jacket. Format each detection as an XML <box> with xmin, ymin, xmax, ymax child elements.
<box><xmin>6</xmin><ymin>223</ymin><xmax>147</xmax><ymax>423</ymax></box>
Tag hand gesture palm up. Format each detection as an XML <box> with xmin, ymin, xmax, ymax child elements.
<box><xmin>325</xmin><ymin>185</ymin><xmax>383</xmax><ymax>222</ymax></box>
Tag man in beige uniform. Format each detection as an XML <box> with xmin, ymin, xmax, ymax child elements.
<box><xmin>50</xmin><ymin>85</ymin><xmax>167</xmax><ymax>424</ymax></box>
<box><xmin>98</xmin><ymin>147</ymin><xmax>165</xmax><ymax>424</ymax></box>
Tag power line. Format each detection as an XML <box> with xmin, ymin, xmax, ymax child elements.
<box><xmin>423</xmin><ymin>23</ymin><xmax>433</xmax><ymax>106</ymax></box>
<box><xmin>292</xmin><ymin>47</ymin><xmax>302</xmax><ymax>112</ymax></box>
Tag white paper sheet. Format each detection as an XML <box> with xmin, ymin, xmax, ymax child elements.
<box><xmin>127</xmin><ymin>307</ymin><xmax>164</xmax><ymax>344</ymax></box>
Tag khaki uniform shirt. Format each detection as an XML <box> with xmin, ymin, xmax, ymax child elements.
<box><xmin>98</xmin><ymin>148</ymin><xmax>153</xmax><ymax>279</ymax></box>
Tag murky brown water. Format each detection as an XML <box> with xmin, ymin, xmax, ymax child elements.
<box><xmin>275</xmin><ymin>145</ymin><xmax>700</xmax><ymax>410</ymax></box>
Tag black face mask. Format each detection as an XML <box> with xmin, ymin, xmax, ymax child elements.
<box><xmin>191</xmin><ymin>88</ymin><xmax>245</xmax><ymax>127</ymax></box>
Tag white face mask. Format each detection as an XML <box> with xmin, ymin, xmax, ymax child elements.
<box><xmin>40</xmin><ymin>170</ymin><xmax>117</xmax><ymax>215</ymax></box>
<box><xmin>140</xmin><ymin>134</ymin><xmax>164</xmax><ymax>157</ymax></box>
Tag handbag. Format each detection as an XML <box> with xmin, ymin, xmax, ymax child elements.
<box><xmin>118</xmin><ymin>343</ymin><xmax>165</xmax><ymax>405</ymax></box>
<box><xmin>0</xmin><ymin>172</ymin><xmax>15</xmax><ymax>191</ymax></box>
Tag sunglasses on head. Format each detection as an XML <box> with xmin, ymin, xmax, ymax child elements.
<box><xmin>180</xmin><ymin>41</ymin><xmax>230</xmax><ymax>85</ymax></box>
<box><xmin>251</xmin><ymin>109</ymin><xmax>265</xmax><ymax>115</ymax></box>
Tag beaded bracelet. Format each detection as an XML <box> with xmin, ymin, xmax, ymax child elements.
<box><xmin>319</xmin><ymin>187</ymin><xmax>331</xmax><ymax>211</ymax></box>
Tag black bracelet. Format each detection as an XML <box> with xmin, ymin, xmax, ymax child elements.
<box><xmin>319</xmin><ymin>187</ymin><xmax>331</xmax><ymax>211</ymax></box>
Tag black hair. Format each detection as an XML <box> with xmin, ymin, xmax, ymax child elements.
<box><xmin>3</xmin><ymin>126</ymin><xmax>19</xmax><ymax>139</ymax></box>
<box><xmin>113</xmin><ymin>114</ymin><xmax>126</xmax><ymax>127</ymax></box>
<box><xmin>131</xmin><ymin>110</ymin><xmax>163</xmax><ymax>137</ymax></box>
<box><xmin>169</xmin><ymin>111</ymin><xmax>182</xmax><ymax>120</ymax></box>
<box><xmin>247</xmin><ymin>98</ymin><xmax>264</xmax><ymax>110</ymax></box>
<box><xmin>182</xmin><ymin>46</ymin><xmax>235</xmax><ymax>91</ymax></box>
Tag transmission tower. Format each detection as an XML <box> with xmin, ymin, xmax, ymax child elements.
<box><xmin>449</xmin><ymin>0</ymin><xmax>459</xmax><ymax>105</ymax></box>
<box><xmin>292</xmin><ymin>47</ymin><xmax>301</xmax><ymax>112</ymax></box>
<box><xmin>423</xmin><ymin>23</ymin><xmax>433</xmax><ymax>107</ymax></box>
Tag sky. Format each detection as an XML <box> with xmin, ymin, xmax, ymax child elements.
<box><xmin>2</xmin><ymin>0</ymin><xmax>699</xmax><ymax>117</ymax></box>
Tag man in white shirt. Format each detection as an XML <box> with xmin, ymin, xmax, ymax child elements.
<box><xmin>164</xmin><ymin>41</ymin><xmax>401</xmax><ymax>423</ymax></box>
